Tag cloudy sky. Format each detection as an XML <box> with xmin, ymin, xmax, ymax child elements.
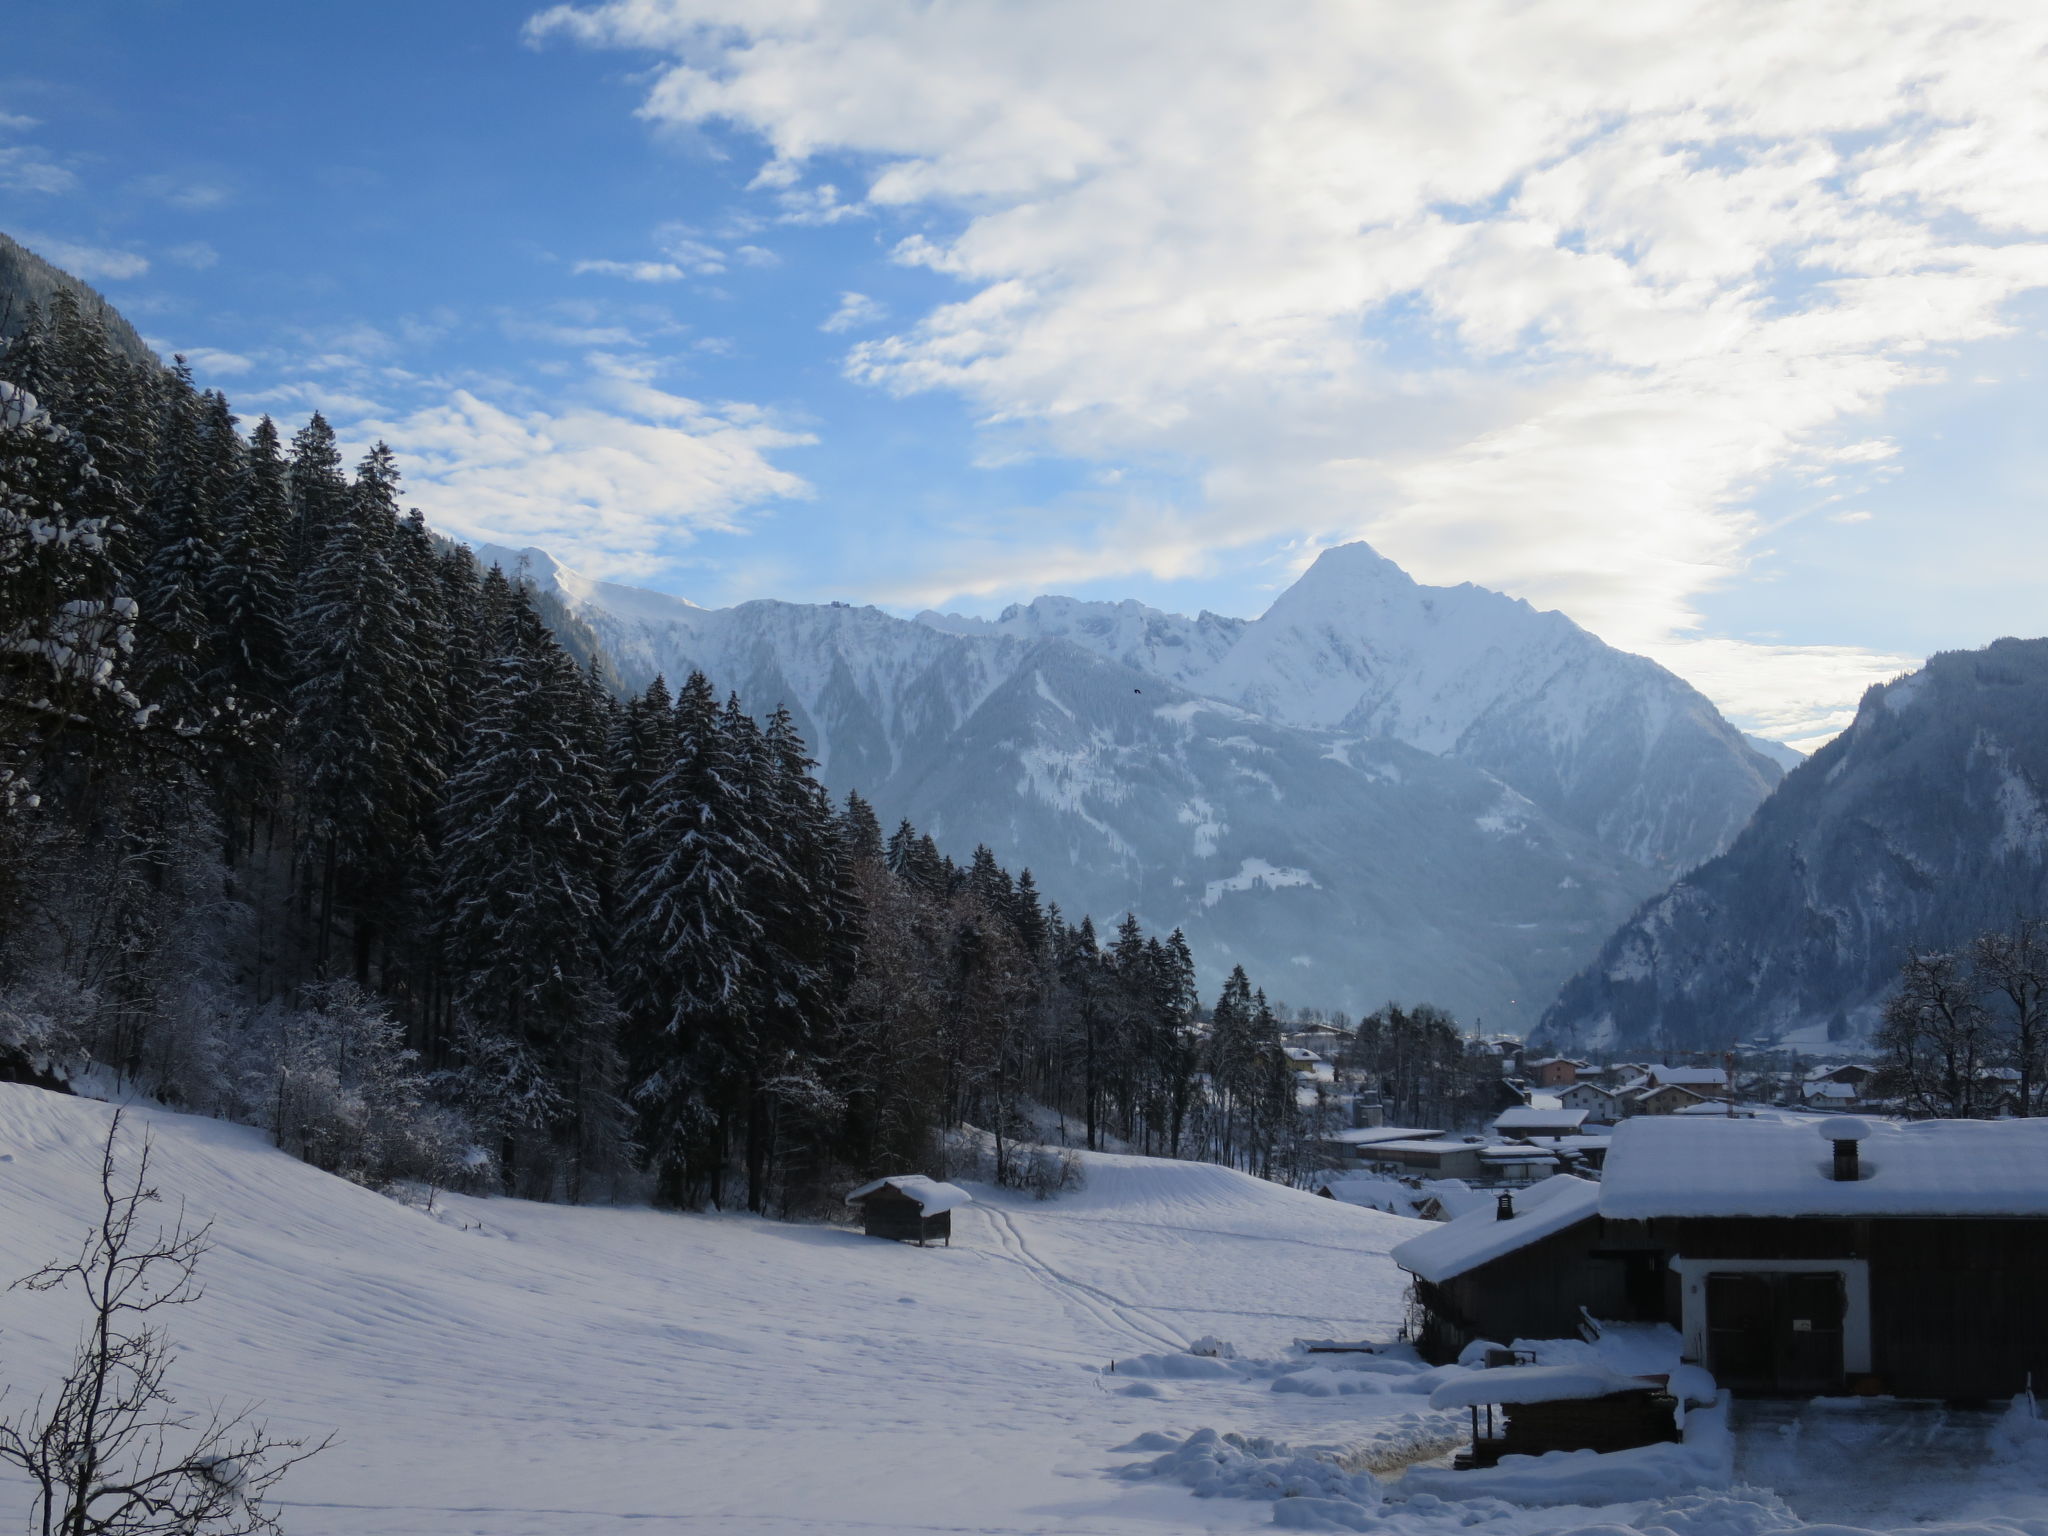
<box><xmin>6</xmin><ymin>1</ymin><xmax>2047</xmax><ymax>748</ymax></box>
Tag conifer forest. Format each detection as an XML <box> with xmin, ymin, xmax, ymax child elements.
<box><xmin>0</xmin><ymin>293</ymin><xmax>1379</xmax><ymax>1212</ymax></box>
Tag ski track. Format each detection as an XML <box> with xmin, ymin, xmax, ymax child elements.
<box><xmin>978</xmin><ymin>1204</ymin><xmax>1187</xmax><ymax>1353</ymax></box>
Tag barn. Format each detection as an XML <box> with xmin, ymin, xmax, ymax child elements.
<box><xmin>846</xmin><ymin>1176</ymin><xmax>972</xmax><ymax>1245</ymax></box>
<box><xmin>1394</xmin><ymin>1116</ymin><xmax>2048</xmax><ymax>1401</ymax></box>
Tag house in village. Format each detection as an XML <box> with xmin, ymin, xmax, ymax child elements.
<box><xmin>1522</xmin><ymin>1057</ymin><xmax>1587</xmax><ymax>1090</ymax></box>
<box><xmin>1558</xmin><ymin>1081</ymin><xmax>1622</xmax><ymax>1123</ymax></box>
<box><xmin>1493</xmin><ymin>1105</ymin><xmax>1588</xmax><ymax>1141</ymax></box>
<box><xmin>1394</xmin><ymin>1116</ymin><xmax>2048</xmax><ymax>1400</ymax></box>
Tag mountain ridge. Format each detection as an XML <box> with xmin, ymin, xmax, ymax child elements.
<box><xmin>478</xmin><ymin>539</ymin><xmax>1780</xmax><ymax>1027</ymax></box>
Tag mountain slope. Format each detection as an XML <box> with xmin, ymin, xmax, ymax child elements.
<box><xmin>924</xmin><ymin>543</ymin><xmax>1782</xmax><ymax>874</ymax></box>
<box><xmin>1537</xmin><ymin>638</ymin><xmax>2048</xmax><ymax>1052</ymax></box>
<box><xmin>483</xmin><ymin>544</ymin><xmax>1730</xmax><ymax>1027</ymax></box>
<box><xmin>0</xmin><ymin>231</ymin><xmax>156</xmax><ymax>364</ymax></box>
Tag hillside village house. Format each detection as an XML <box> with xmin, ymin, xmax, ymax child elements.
<box><xmin>1523</xmin><ymin>1057</ymin><xmax>1586</xmax><ymax>1089</ymax></box>
<box><xmin>1558</xmin><ymin>1081</ymin><xmax>1621</xmax><ymax>1121</ymax></box>
<box><xmin>1395</xmin><ymin>1116</ymin><xmax>2048</xmax><ymax>1400</ymax></box>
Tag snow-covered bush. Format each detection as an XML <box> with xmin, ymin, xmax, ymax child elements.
<box><xmin>232</xmin><ymin>983</ymin><xmax>478</xmax><ymax>1192</ymax></box>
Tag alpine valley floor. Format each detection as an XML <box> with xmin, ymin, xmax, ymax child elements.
<box><xmin>4</xmin><ymin>1085</ymin><xmax>2048</xmax><ymax>1536</ymax></box>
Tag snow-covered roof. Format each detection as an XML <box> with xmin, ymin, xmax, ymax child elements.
<box><xmin>1429</xmin><ymin>1363</ymin><xmax>1659</xmax><ymax>1410</ymax></box>
<box><xmin>845</xmin><ymin>1176</ymin><xmax>974</xmax><ymax>1215</ymax></box>
<box><xmin>1803</xmin><ymin>1081</ymin><xmax>1861</xmax><ymax>1100</ymax></box>
<box><xmin>1648</xmin><ymin>1066</ymin><xmax>1727</xmax><ymax>1087</ymax></box>
<box><xmin>1478</xmin><ymin>1145</ymin><xmax>1560</xmax><ymax>1162</ymax></box>
<box><xmin>1494</xmin><ymin>1105</ymin><xmax>1588</xmax><ymax>1132</ymax></box>
<box><xmin>1360</xmin><ymin>1138</ymin><xmax>1477</xmax><ymax>1156</ymax></box>
<box><xmin>1328</xmin><ymin>1125</ymin><xmax>1443</xmax><ymax>1145</ymax></box>
<box><xmin>1598</xmin><ymin>1117</ymin><xmax>2048</xmax><ymax>1219</ymax></box>
<box><xmin>1391</xmin><ymin>1175</ymin><xmax>1601</xmax><ymax>1283</ymax></box>
<box><xmin>1282</xmin><ymin>1046</ymin><xmax>1324</xmax><ymax>1062</ymax></box>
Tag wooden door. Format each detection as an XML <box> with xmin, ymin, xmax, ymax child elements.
<box><xmin>1706</xmin><ymin>1271</ymin><xmax>1845</xmax><ymax>1395</ymax></box>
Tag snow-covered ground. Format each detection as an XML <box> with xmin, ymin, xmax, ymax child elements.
<box><xmin>4</xmin><ymin>1083</ymin><xmax>2048</xmax><ymax>1536</ymax></box>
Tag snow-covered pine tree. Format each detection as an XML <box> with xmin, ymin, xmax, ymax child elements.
<box><xmin>614</xmin><ymin>671</ymin><xmax>765</xmax><ymax>1206</ymax></box>
<box><xmin>135</xmin><ymin>368</ymin><xmax>226</xmax><ymax>740</ymax></box>
<box><xmin>437</xmin><ymin>585</ymin><xmax>624</xmax><ymax>1198</ymax></box>
<box><xmin>288</xmin><ymin>445</ymin><xmax>432</xmax><ymax>980</ymax></box>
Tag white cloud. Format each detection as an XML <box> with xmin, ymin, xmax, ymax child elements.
<box><xmin>131</xmin><ymin>174</ymin><xmax>232</xmax><ymax>210</ymax></box>
<box><xmin>0</xmin><ymin>146</ymin><xmax>75</xmax><ymax>194</ymax></box>
<box><xmin>531</xmin><ymin>0</ymin><xmax>2048</xmax><ymax>732</ymax></box>
<box><xmin>179</xmin><ymin>347</ymin><xmax>254</xmax><ymax>377</ymax></box>
<box><xmin>0</xmin><ymin>111</ymin><xmax>39</xmax><ymax>132</ymax></box>
<box><xmin>820</xmin><ymin>291</ymin><xmax>886</xmax><ymax>333</ymax></box>
<box><xmin>165</xmin><ymin>241</ymin><xmax>220</xmax><ymax>270</ymax></box>
<box><xmin>573</xmin><ymin>258</ymin><xmax>689</xmax><ymax>282</ymax></box>
<box><xmin>355</xmin><ymin>377</ymin><xmax>814</xmax><ymax>579</ymax></box>
<box><xmin>11</xmin><ymin>232</ymin><xmax>148</xmax><ymax>281</ymax></box>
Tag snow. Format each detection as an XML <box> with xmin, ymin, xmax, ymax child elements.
<box><xmin>12</xmin><ymin>1084</ymin><xmax>2048</xmax><ymax>1536</ymax></box>
<box><xmin>1201</xmin><ymin>856</ymin><xmax>1320</xmax><ymax>907</ymax></box>
<box><xmin>1392</xmin><ymin>1175</ymin><xmax>1601</xmax><ymax>1283</ymax></box>
<box><xmin>1599</xmin><ymin>1115</ymin><xmax>2048</xmax><ymax>1218</ymax></box>
<box><xmin>1494</xmin><ymin>1106</ymin><xmax>1588</xmax><ymax>1133</ymax></box>
<box><xmin>1329</xmin><ymin>1126</ymin><xmax>1443</xmax><ymax>1146</ymax></box>
<box><xmin>1428</xmin><ymin>1364</ymin><xmax>1661</xmax><ymax>1410</ymax></box>
<box><xmin>845</xmin><ymin>1174</ymin><xmax>974</xmax><ymax>1214</ymax></box>
<box><xmin>0</xmin><ymin>1084</ymin><xmax>1431</xmax><ymax>1536</ymax></box>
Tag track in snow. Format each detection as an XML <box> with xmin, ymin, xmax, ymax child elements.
<box><xmin>978</xmin><ymin>1203</ymin><xmax>1187</xmax><ymax>1353</ymax></box>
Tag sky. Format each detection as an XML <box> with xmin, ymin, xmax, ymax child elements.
<box><xmin>4</xmin><ymin>1</ymin><xmax>2047</xmax><ymax>750</ymax></box>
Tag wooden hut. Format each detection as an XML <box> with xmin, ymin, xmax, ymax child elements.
<box><xmin>846</xmin><ymin>1176</ymin><xmax>972</xmax><ymax>1246</ymax></box>
<box><xmin>1396</xmin><ymin>1116</ymin><xmax>2048</xmax><ymax>1401</ymax></box>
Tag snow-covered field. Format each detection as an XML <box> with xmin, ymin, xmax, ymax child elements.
<box><xmin>4</xmin><ymin>1083</ymin><xmax>2048</xmax><ymax>1536</ymax></box>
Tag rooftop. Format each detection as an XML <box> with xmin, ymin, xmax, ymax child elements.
<box><xmin>1391</xmin><ymin>1175</ymin><xmax>1601</xmax><ymax>1283</ymax></box>
<box><xmin>1599</xmin><ymin>1117</ymin><xmax>2048</xmax><ymax>1219</ymax></box>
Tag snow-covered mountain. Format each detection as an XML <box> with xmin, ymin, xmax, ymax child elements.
<box><xmin>480</xmin><ymin>541</ymin><xmax>1780</xmax><ymax>1029</ymax></box>
<box><xmin>1538</xmin><ymin>638</ymin><xmax>2048</xmax><ymax>1053</ymax></box>
<box><xmin>925</xmin><ymin>543</ymin><xmax>1783</xmax><ymax>873</ymax></box>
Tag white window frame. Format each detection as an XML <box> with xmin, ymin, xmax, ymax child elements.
<box><xmin>1670</xmin><ymin>1257</ymin><xmax>1872</xmax><ymax>1374</ymax></box>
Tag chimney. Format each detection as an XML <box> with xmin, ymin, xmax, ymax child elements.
<box><xmin>1819</xmin><ymin>1118</ymin><xmax>1871</xmax><ymax>1181</ymax></box>
<box><xmin>1496</xmin><ymin>1190</ymin><xmax>1516</xmax><ymax>1221</ymax></box>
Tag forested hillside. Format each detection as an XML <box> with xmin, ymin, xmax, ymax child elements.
<box><xmin>0</xmin><ymin>289</ymin><xmax>1329</xmax><ymax>1212</ymax></box>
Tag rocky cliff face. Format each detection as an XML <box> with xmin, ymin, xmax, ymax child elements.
<box><xmin>1537</xmin><ymin>638</ymin><xmax>2048</xmax><ymax>1052</ymax></box>
<box><xmin>481</xmin><ymin>541</ymin><xmax>1782</xmax><ymax>1028</ymax></box>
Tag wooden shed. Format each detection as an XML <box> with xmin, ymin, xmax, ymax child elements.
<box><xmin>1396</xmin><ymin>1116</ymin><xmax>2048</xmax><ymax>1402</ymax></box>
<box><xmin>846</xmin><ymin>1175</ymin><xmax>972</xmax><ymax>1246</ymax></box>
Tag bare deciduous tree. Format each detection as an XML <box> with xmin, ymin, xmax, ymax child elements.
<box><xmin>1875</xmin><ymin>948</ymin><xmax>1993</xmax><ymax>1118</ymax></box>
<box><xmin>0</xmin><ymin>1111</ymin><xmax>328</xmax><ymax>1535</ymax></box>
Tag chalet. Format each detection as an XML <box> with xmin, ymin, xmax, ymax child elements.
<box><xmin>1523</xmin><ymin>1057</ymin><xmax>1585</xmax><ymax>1089</ymax></box>
<box><xmin>1395</xmin><ymin>1116</ymin><xmax>2048</xmax><ymax>1401</ymax></box>
<box><xmin>1326</xmin><ymin>1125</ymin><xmax>1443</xmax><ymax>1163</ymax></box>
<box><xmin>1558</xmin><ymin>1082</ymin><xmax>1621</xmax><ymax>1122</ymax></box>
<box><xmin>1493</xmin><ymin>1105</ymin><xmax>1588</xmax><ymax>1141</ymax></box>
<box><xmin>1626</xmin><ymin>1082</ymin><xmax>1711</xmax><ymax>1117</ymax></box>
<box><xmin>846</xmin><ymin>1176</ymin><xmax>972</xmax><ymax>1246</ymax></box>
<box><xmin>1282</xmin><ymin>1045</ymin><xmax>1330</xmax><ymax>1076</ymax></box>
<box><xmin>1362</xmin><ymin>1138</ymin><xmax>1487</xmax><ymax>1181</ymax></box>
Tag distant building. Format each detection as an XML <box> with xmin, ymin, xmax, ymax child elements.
<box><xmin>1523</xmin><ymin>1057</ymin><xmax>1585</xmax><ymax>1089</ymax></box>
<box><xmin>1492</xmin><ymin>1105</ymin><xmax>1589</xmax><ymax>1141</ymax></box>
<box><xmin>1558</xmin><ymin>1082</ymin><xmax>1621</xmax><ymax>1122</ymax></box>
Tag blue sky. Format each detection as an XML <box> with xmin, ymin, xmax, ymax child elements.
<box><xmin>6</xmin><ymin>0</ymin><xmax>2047</xmax><ymax>747</ymax></box>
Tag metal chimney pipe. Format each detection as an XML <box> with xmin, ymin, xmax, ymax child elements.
<box><xmin>1820</xmin><ymin>1118</ymin><xmax>1871</xmax><ymax>1181</ymax></box>
<box><xmin>1496</xmin><ymin>1190</ymin><xmax>1516</xmax><ymax>1220</ymax></box>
